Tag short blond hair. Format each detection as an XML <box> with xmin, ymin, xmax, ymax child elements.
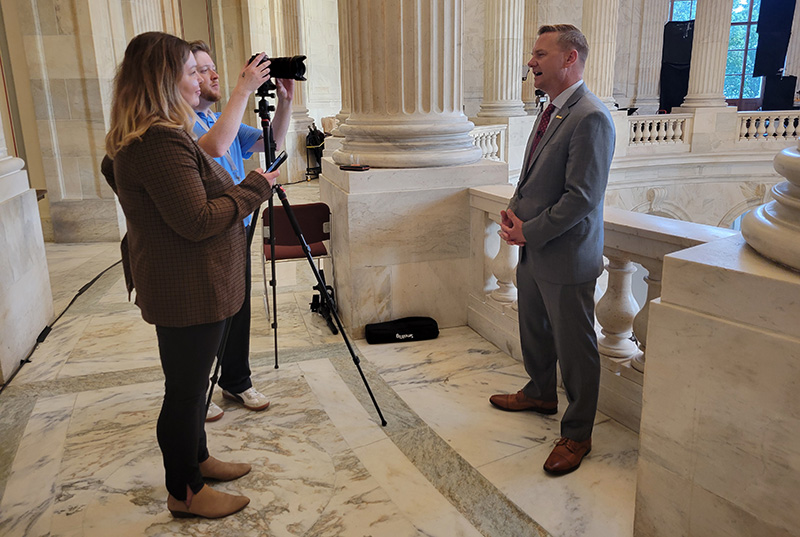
<box><xmin>538</xmin><ymin>24</ymin><xmax>589</xmax><ymax>64</ymax></box>
<box><xmin>105</xmin><ymin>32</ymin><xmax>195</xmax><ymax>157</ymax></box>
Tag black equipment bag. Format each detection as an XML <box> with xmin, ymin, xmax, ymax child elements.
<box><xmin>365</xmin><ymin>316</ymin><xmax>439</xmax><ymax>344</ymax></box>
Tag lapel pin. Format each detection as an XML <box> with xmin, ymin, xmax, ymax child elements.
<box><xmin>556</xmin><ymin>115</ymin><xmax>563</xmax><ymax>119</ymax></box>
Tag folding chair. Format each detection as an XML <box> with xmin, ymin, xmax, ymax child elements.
<box><xmin>261</xmin><ymin>202</ymin><xmax>334</xmax><ymax>327</ymax></box>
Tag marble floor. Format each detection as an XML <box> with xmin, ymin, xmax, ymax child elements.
<box><xmin>0</xmin><ymin>181</ymin><xmax>639</xmax><ymax>537</ymax></box>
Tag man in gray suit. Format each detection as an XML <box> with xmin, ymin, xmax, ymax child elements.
<box><xmin>489</xmin><ymin>24</ymin><xmax>615</xmax><ymax>475</ymax></box>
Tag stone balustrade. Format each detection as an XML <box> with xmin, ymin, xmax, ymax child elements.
<box><xmin>628</xmin><ymin>114</ymin><xmax>693</xmax><ymax>149</ymax></box>
<box><xmin>469</xmin><ymin>124</ymin><xmax>508</xmax><ymax>162</ymax></box>
<box><xmin>468</xmin><ymin>185</ymin><xmax>737</xmax><ymax>431</ymax></box>
<box><xmin>737</xmin><ymin>111</ymin><xmax>800</xmax><ymax>142</ymax></box>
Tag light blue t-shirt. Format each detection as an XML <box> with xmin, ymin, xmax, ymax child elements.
<box><xmin>194</xmin><ymin>111</ymin><xmax>262</xmax><ymax>227</ymax></box>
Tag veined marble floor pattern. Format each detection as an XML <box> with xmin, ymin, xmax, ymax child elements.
<box><xmin>0</xmin><ymin>182</ymin><xmax>638</xmax><ymax>537</ymax></box>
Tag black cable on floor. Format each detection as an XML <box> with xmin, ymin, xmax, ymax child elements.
<box><xmin>0</xmin><ymin>259</ymin><xmax>123</xmax><ymax>395</ymax></box>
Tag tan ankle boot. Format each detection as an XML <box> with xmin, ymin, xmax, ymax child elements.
<box><xmin>199</xmin><ymin>455</ymin><xmax>251</xmax><ymax>481</ymax></box>
<box><xmin>167</xmin><ymin>485</ymin><xmax>249</xmax><ymax>518</ymax></box>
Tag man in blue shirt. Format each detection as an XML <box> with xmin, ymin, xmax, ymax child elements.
<box><xmin>189</xmin><ymin>41</ymin><xmax>294</xmax><ymax>421</ymax></box>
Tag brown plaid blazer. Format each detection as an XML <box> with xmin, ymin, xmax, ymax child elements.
<box><xmin>102</xmin><ymin>125</ymin><xmax>273</xmax><ymax>327</ymax></box>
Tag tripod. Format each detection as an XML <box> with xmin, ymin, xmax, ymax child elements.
<box><xmin>207</xmin><ymin>83</ymin><xmax>387</xmax><ymax>426</ymax></box>
<box><xmin>272</xmin><ymin>184</ymin><xmax>387</xmax><ymax>426</ymax></box>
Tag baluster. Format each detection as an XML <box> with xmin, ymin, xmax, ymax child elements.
<box><xmin>596</xmin><ymin>256</ymin><xmax>639</xmax><ymax>360</ymax></box>
<box><xmin>778</xmin><ymin>116</ymin><xmax>789</xmax><ymax>139</ymax></box>
<box><xmin>674</xmin><ymin>119</ymin><xmax>684</xmax><ymax>142</ymax></box>
<box><xmin>646</xmin><ymin>120</ymin><xmax>655</xmax><ymax>143</ymax></box>
<box><xmin>488</xmin><ymin>238</ymin><xmax>519</xmax><ymax>303</ymax></box>
<box><xmin>630</xmin><ymin>121</ymin><xmax>638</xmax><ymax>144</ymax></box>
<box><xmin>756</xmin><ymin>117</ymin><xmax>767</xmax><ymax>139</ymax></box>
<box><xmin>746</xmin><ymin>117</ymin><xmax>757</xmax><ymax>139</ymax></box>
<box><xmin>480</xmin><ymin>134</ymin><xmax>490</xmax><ymax>159</ymax></box>
<box><xmin>665</xmin><ymin>119</ymin><xmax>675</xmax><ymax>142</ymax></box>
<box><xmin>766</xmin><ymin>116</ymin><xmax>778</xmax><ymax>138</ymax></box>
<box><xmin>656</xmin><ymin>119</ymin><xmax>667</xmax><ymax>142</ymax></box>
<box><xmin>740</xmin><ymin>117</ymin><xmax>749</xmax><ymax>139</ymax></box>
<box><xmin>490</xmin><ymin>132</ymin><xmax>499</xmax><ymax>160</ymax></box>
<box><xmin>631</xmin><ymin>265</ymin><xmax>663</xmax><ymax>372</ymax></box>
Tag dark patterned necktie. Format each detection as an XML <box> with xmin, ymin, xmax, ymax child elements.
<box><xmin>524</xmin><ymin>103</ymin><xmax>556</xmax><ymax>171</ymax></box>
<box><xmin>532</xmin><ymin>104</ymin><xmax>555</xmax><ymax>151</ymax></box>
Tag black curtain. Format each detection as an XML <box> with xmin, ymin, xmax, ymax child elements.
<box><xmin>659</xmin><ymin>21</ymin><xmax>694</xmax><ymax>113</ymax></box>
<box><xmin>753</xmin><ymin>0</ymin><xmax>796</xmax><ymax>77</ymax></box>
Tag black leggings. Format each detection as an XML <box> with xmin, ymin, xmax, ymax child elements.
<box><xmin>155</xmin><ymin>319</ymin><xmax>227</xmax><ymax>500</ymax></box>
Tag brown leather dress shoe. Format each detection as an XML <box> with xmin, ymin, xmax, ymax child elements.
<box><xmin>489</xmin><ymin>390</ymin><xmax>558</xmax><ymax>414</ymax></box>
<box><xmin>543</xmin><ymin>437</ymin><xmax>592</xmax><ymax>475</ymax></box>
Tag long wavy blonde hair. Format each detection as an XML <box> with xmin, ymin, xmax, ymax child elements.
<box><xmin>105</xmin><ymin>32</ymin><xmax>195</xmax><ymax>157</ymax></box>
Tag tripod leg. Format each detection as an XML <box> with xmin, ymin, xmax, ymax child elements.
<box><xmin>206</xmin><ymin>316</ymin><xmax>233</xmax><ymax>413</ymax></box>
<box><xmin>274</xmin><ymin>186</ymin><xmax>387</xmax><ymax>426</ymax></box>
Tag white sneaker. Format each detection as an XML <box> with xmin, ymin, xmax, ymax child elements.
<box><xmin>206</xmin><ymin>401</ymin><xmax>224</xmax><ymax>422</ymax></box>
<box><xmin>222</xmin><ymin>387</ymin><xmax>270</xmax><ymax>411</ymax></box>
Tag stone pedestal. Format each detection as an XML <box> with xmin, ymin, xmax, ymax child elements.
<box><xmin>0</xmin><ymin>161</ymin><xmax>54</xmax><ymax>384</ymax></box>
<box><xmin>635</xmin><ymin>234</ymin><xmax>800</xmax><ymax>537</ymax></box>
<box><xmin>320</xmin><ymin>157</ymin><xmax>507</xmax><ymax>335</ymax></box>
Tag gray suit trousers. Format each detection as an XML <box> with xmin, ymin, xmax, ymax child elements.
<box><xmin>517</xmin><ymin>258</ymin><xmax>600</xmax><ymax>442</ymax></box>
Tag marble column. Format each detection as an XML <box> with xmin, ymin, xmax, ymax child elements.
<box><xmin>679</xmin><ymin>0</ymin><xmax>734</xmax><ymax>108</ymax></box>
<box><xmin>322</xmin><ymin>0</ymin><xmax>505</xmax><ymax>334</ymax></box>
<box><xmin>332</xmin><ymin>0</ymin><xmax>481</xmax><ymax>168</ymax></box>
<box><xmin>273</xmin><ymin>0</ymin><xmax>315</xmax><ymax>182</ymax></box>
<box><xmin>631</xmin><ymin>0</ymin><xmax>669</xmax><ymax>114</ymax></box>
<box><xmin>332</xmin><ymin>0</ymin><xmax>352</xmax><ymax>137</ymax></box>
<box><xmin>741</xmin><ymin>139</ymin><xmax>800</xmax><ymax>271</ymax></box>
<box><xmin>522</xmin><ymin>0</ymin><xmax>540</xmax><ymax>114</ymax></box>
<box><xmin>477</xmin><ymin>0</ymin><xmax>526</xmax><ymax>118</ymax></box>
<box><xmin>582</xmin><ymin>0</ymin><xmax>620</xmax><ymax>109</ymax></box>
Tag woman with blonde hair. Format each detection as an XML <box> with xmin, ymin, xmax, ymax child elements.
<box><xmin>102</xmin><ymin>31</ymin><xmax>275</xmax><ymax>519</ymax></box>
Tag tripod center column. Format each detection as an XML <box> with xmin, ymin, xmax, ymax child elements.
<box><xmin>321</xmin><ymin>0</ymin><xmax>507</xmax><ymax>335</ymax></box>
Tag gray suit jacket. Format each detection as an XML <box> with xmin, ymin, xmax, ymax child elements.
<box><xmin>509</xmin><ymin>83</ymin><xmax>615</xmax><ymax>285</ymax></box>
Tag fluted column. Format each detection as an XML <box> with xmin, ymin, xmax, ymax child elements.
<box><xmin>332</xmin><ymin>0</ymin><xmax>352</xmax><ymax>136</ymax></box>
<box><xmin>632</xmin><ymin>0</ymin><xmax>670</xmax><ymax>114</ymax></box>
<box><xmin>680</xmin><ymin>0</ymin><xmax>734</xmax><ymax>108</ymax></box>
<box><xmin>478</xmin><ymin>0</ymin><xmax>526</xmax><ymax>117</ymax></box>
<box><xmin>582</xmin><ymin>0</ymin><xmax>620</xmax><ymax>109</ymax></box>
<box><xmin>332</xmin><ymin>0</ymin><xmax>481</xmax><ymax>168</ymax></box>
<box><xmin>741</xmin><ymin>139</ymin><xmax>800</xmax><ymax>271</ymax></box>
<box><xmin>522</xmin><ymin>0</ymin><xmax>540</xmax><ymax>114</ymax></box>
<box><xmin>274</xmin><ymin>0</ymin><xmax>313</xmax><ymax>127</ymax></box>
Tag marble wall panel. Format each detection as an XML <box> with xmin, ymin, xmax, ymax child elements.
<box><xmin>660</xmin><ymin>235</ymin><xmax>800</xmax><ymax>336</ymax></box>
<box><xmin>0</xmin><ymin>187</ymin><xmax>54</xmax><ymax>383</ymax></box>
<box><xmin>638</xmin><ymin>240</ymin><xmax>800</xmax><ymax>537</ymax></box>
<box><xmin>50</xmin><ymin>198</ymin><xmax>123</xmax><ymax>242</ymax></box>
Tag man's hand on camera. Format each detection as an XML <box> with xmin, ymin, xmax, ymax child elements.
<box><xmin>237</xmin><ymin>52</ymin><xmax>270</xmax><ymax>94</ymax></box>
<box><xmin>275</xmin><ymin>79</ymin><xmax>295</xmax><ymax>103</ymax></box>
<box><xmin>255</xmin><ymin>168</ymin><xmax>279</xmax><ymax>188</ymax></box>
